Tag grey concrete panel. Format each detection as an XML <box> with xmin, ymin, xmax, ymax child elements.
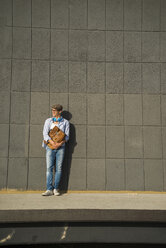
<box><xmin>87</xmin><ymin>159</ymin><xmax>105</xmax><ymax>190</ymax></box>
<box><xmin>124</xmin><ymin>94</ymin><xmax>142</xmax><ymax>125</ymax></box>
<box><xmin>13</xmin><ymin>27</ymin><xmax>31</xmax><ymax>59</ymax></box>
<box><xmin>69</xmin><ymin>93</ymin><xmax>86</xmax><ymax>124</ymax></box>
<box><xmin>13</xmin><ymin>0</ymin><xmax>31</xmax><ymax>27</ymax></box>
<box><xmin>0</xmin><ymin>27</ymin><xmax>12</xmax><ymax>58</ymax></box>
<box><xmin>68</xmin><ymin>159</ymin><xmax>86</xmax><ymax>190</ymax></box>
<box><xmin>106</xmin><ymin>159</ymin><xmax>125</xmax><ymax>190</ymax></box>
<box><xmin>0</xmin><ymin>91</ymin><xmax>10</xmax><ymax>123</ymax></box>
<box><xmin>87</xmin><ymin>126</ymin><xmax>105</xmax><ymax>158</ymax></box>
<box><xmin>106</xmin><ymin>31</ymin><xmax>123</xmax><ymax>62</ymax></box>
<box><xmin>162</xmin><ymin>128</ymin><xmax>166</xmax><ymax>159</ymax></box>
<box><xmin>106</xmin><ymin>63</ymin><xmax>123</xmax><ymax>93</ymax></box>
<box><xmin>161</xmin><ymin>64</ymin><xmax>166</xmax><ymax>94</ymax></box>
<box><xmin>0</xmin><ymin>158</ymin><xmax>7</xmax><ymax>189</ymax></box>
<box><xmin>51</xmin><ymin>30</ymin><xmax>68</xmax><ymax>60</ymax></box>
<box><xmin>87</xmin><ymin>94</ymin><xmax>105</xmax><ymax>125</ymax></box>
<box><xmin>69</xmin><ymin>0</ymin><xmax>87</xmax><ymax>29</ymax></box>
<box><xmin>161</xmin><ymin>95</ymin><xmax>166</xmax><ymax>126</ymax></box>
<box><xmin>0</xmin><ymin>124</ymin><xmax>9</xmax><ymax>157</ymax></box>
<box><xmin>50</xmin><ymin>61</ymin><xmax>68</xmax><ymax>93</ymax></box>
<box><xmin>124</xmin><ymin>32</ymin><xmax>141</xmax><ymax>62</ymax></box>
<box><xmin>161</xmin><ymin>32</ymin><xmax>166</xmax><ymax>62</ymax></box>
<box><xmin>142</xmin><ymin>63</ymin><xmax>160</xmax><ymax>94</ymax></box>
<box><xmin>143</xmin><ymin>127</ymin><xmax>162</xmax><ymax>159</ymax></box>
<box><xmin>51</xmin><ymin>0</ymin><xmax>68</xmax><ymax>29</ymax></box>
<box><xmin>125</xmin><ymin>159</ymin><xmax>144</xmax><ymax>190</ymax></box>
<box><xmin>87</xmin><ymin>62</ymin><xmax>105</xmax><ymax>93</ymax></box>
<box><xmin>8</xmin><ymin>158</ymin><xmax>28</xmax><ymax>190</ymax></box>
<box><xmin>31</xmin><ymin>61</ymin><xmax>49</xmax><ymax>92</ymax></box>
<box><xmin>144</xmin><ymin>159</ymin><xmax>163</xmax><ymax>191</ymax></box>
<box><xmin>142</xmin><ymin>32</ymin><xmax>160</xmax><ymax>62</ymax></box>
<box><xmin>50</xmin><ymin>93</ymin><xmax>68</xmax><ymax>116</ymax></box>
<box><xmin>143</xmin><ymin>95</ymin><xmax>161</xmax><ymax>126</ymax></box>
<box><xmin>69</xmin><ymin>30</ymin><xmax>87</xmax><ymax>61</ymax></box>
<box><xmin>161</xmin><ymin>0</ymin><xmax>166</xmax><ymax>31</ymax></box>
<box><xmin>28</xmin><ymin>158</ymin><xmax>46</xmax><ymax>190</ymax></box>
<box><xmin>69</xmin><ymin>62</ymin><xmax>86</xmax><ymax>93</ymax></box>
<box><xmin>106</xmin><ymin>0</ymin><xmax>123</xmax><ymax>30</ymax></box>
<box><xmin>11</xmin><ymin>92</ymin><xmax>30</xmax><ymax>124</ymax></box>
<box><xmin>70</xmin><ymin>125</ymin><xmax>86</xmax><ymax>158</ymax></box>
<box><xmin>12</xmin><ymin>60</ymin><xmax>31</xmax><ymax>92</ymax></box>
<box><xmin>30</xmin><ymin>92</ymin><xmax>49</xmax><ymax>124</ymax></box>
<box><xmin>88</xmin><ymin>0</ymin><xmax>105</xmax><ymax>30</ymax></box>
<box><xmin>9</xmin><ymin>125</ymin><xmax>29</xmax><ymax>158</ymax></box>
<box><xmin>106</xmin><ymin>126</ymin><xmax>124</xmax><ymax>158</ymax></box>
<box><xmin>142</xmin><ymin>0</ymin><xmax>160</xmax><ymax>31</ymax></box>
<box><xmin>106</xmin><ymin>94</ymin><xmax>123</xmax><ymax>125</ymax></box>
<box><xmin>0</xmin><ymin>0</ymin><xmax>12</xmax><ymax>26</ymax></box>
<box><xmin>125</xmin><ymin>126</ymin><xmax>143</xmax><ymax>158</ymax></box>
<box><xmin>32</xmin><ymin>0</ymin><xmax>50</xmax><ymax>28</ymax></box>
<box><xmin>124</xmin><ymin>63</ymin><xmax>141</xmax><ymax>93</ymax></box>
<box><xmin>0</xmin><ymin>59</ymin><xmax>11</xmax><ymax>91</ymax></box>
<box><xmin>29</xmin><ymin>125</ymin><xmax>45</xmax><ymax>158</ymax></box>
<box><xmin>88</xmin><ymin>31</ymin><xmax>105</xmax><ymax>61</ymax></box>
<box><xmin>32</xmin><ymin>29</ymin><xmax>50</xmax><ymax>59</ymax></box>
<box><xmin>124</xmin><ymin>0</ymin><xmax>141</xmax><ymax>30</ymax></box>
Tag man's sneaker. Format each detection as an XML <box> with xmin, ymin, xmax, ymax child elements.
<box><xmin>54</xmin><ymin>189</ymin><xmax>60</xmax><ymax>196</ymax></box>
<box><xmin>42</xmin><ymin>190</ymin><xmax>53</xmax><ymax>196</ymax></box>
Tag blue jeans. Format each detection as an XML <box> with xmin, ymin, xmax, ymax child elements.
<box><xmin>46</xmin><ymin>145</ymin><xmax>65</xmax><ymax>191</ymax></box>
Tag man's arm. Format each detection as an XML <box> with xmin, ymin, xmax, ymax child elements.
<box><xmin>43</xmin><ymin>119</ymin><xmax>51</xmax><ymax>143</ymax></box>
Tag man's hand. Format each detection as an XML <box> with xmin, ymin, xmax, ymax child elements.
<box><xmin>49</xmin><ymin>140</ymin><xmax>65</xmax><ymax>149</ymax></box>
<box><xmin>48</xmin><ymin>140</ymin><xmax>59</xmax><ymax>149</ymax></box>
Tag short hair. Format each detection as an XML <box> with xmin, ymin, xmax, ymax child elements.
<box><xmin>51</xmin><ymin>104</ymin><xmax>63</xmax><ymax>112</ymax></box>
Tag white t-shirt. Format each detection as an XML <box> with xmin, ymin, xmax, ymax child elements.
<box><xmin>50</xmin><ymin>122</ymin><xmax>58</xmax><ymax>130</ymax></box>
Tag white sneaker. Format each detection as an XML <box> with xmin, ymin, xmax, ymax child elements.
<box><xmin>42</xmin><ymin>190</ymin><xmax>53</xmax><ymax>196</ymax></box>
<box><xmin>54</xmin><ymin>189</ymin><xmax>60</xmax><ymax>196</ymax></box>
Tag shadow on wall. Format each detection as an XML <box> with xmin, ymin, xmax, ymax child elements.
<box><xmin>59</xmin><ymin>111</ymin><xmax>77</xmax><ymax>192</ymax></box>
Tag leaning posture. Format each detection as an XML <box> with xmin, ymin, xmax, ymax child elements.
<box><xmin>42</xmin><ymin>104</ymin><xmax>70</xmax><ymax>196</ymax></box>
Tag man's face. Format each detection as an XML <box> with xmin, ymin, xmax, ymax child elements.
<box><xmin>52</xmin><ymin>108</ymin><xmax>61</xmax><ymax>117</ymax></box>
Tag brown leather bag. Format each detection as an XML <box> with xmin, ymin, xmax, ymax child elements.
<box><xmin>44</xmin><ymin>125</ymin><xmax>66</xmax><ymax>149</ymax></box>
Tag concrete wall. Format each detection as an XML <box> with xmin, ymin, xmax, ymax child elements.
<box><xmin>0</xmin><ymin>0</ymin><xmax>166</xmax><ymax>191</ymax></box>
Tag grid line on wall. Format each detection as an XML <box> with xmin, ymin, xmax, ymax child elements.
<box><xmin>123</xmin><ymin>0</ymin><xmax>126</xmax><ymax>190</ymax></box>
<box><xmin>2</xmin><ymin>57</ymin><xmax>166</xmax><ymax>64</ymax></box>
<box><xmin>3</xmin><ymin>122</ymin><xmax>166</xmax><ymax>127</ymax></box>
<box><xmin>5</xmin><ymin>89</ymin><xmax>166</xmax><ymax>95</ymax></box>
<box><xmin>49</xmin><ymin>0</ymin><xmax>51</xmax><ymax>116</ymax></box>
<box><xmin>6</xmin><ymin>0</ymin><xmax>14</xmax><ymax>190</ymax></box>
<box><xmin>6</xmin><ymin>156</ymin><xmax>165</xmax><ymax>160</ymax></box>
<box><xmin>67</xmin><ymin>0</ymin><xmax>69</xmax><ymax>110</ymax></box>
<box><xmin>104</xmin><ymin>0</ymin><xmax>106</xmax><ymax>191</ymax></box>
<box><xmin>141</xmin><ymin>0</ymin><xmax>145</xmax><ymax>191</ymax></box>
<box><xmin>26</xmin><ymin>0</ymin><xmax>33</xmax><ymax>190</ymax></box>
<box><xmin>159</xmin><ymin>0</ymin><xmax>164</xmax><ymax>191</ymax></box>
<box><xmin>6</xmin><ymin>26</ymin><xmax>166</xmax><ymax>33</ymax></box>
<box><xmin>67</xmin><ymin>0</ymin><xmax>70</xmax><ymax>189</ymax></box>
<box><xmin>86</xmin><ymin>0</ymin><xmax>88</xmax><ymax>190</ymax></box>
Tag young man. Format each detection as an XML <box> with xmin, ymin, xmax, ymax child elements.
<box><xmin>42</xmin><ymin>104</ymin><xmax>70</xmax><ymax>196</ymax></box>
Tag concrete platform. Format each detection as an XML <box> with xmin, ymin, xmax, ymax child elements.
<box><xmin>1</xmin><ymin>192</ymin><xmax>166</xmax><ymax>223</ymax></box>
